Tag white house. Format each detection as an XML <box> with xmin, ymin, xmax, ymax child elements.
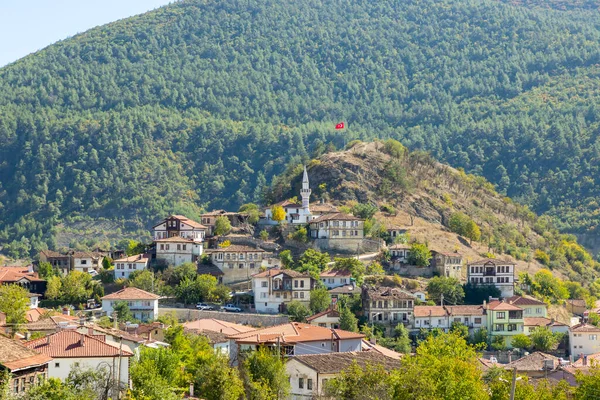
<box><xmin>155</xmin><ymin>236</ymin><xmax>203</xmax><ymax>267</ymax></box>
<box><xmin>569</xmin><ymin>323</ymin><xmax>600</xmax><ymax>357</ymax></box>
<box><xmin>430</xmin><ymin>250</ymin><xmax>463</xmax><ymax>280</ymax></box>
<box><xmin>152</xmin><ymin>214</ymin><xmax>206</xmax><ymax>242</ymax></box>
<box><xmin>286</xmin><ymin>351</ymin><xmax>401</xmax><ymax>399</ymax></box>
<box><xmin>252</xmin><ymin>268</ymin><xmax>314</xmax><ymax>314</ymax></box>
<box><xmin>264</xmin><ymin>166</ymin><xmax>313</xmax><ymax>225</ymax></box>
<box><xmin>319</xmin><ymin>270</ymin><xmax>352</xmax><ymax>289</ymax></box>
<box><xmin>27</xmin><ymin>293</ymin><xmax>40</xmax><ymax>309</ymax></box>
<box><xmin>306</xmin><ymin>308</ymin><xmax>339</xmax><ymax>329</ymax></box>
<box><xmin>24</xmin><ymin>330</ymin><xmax>133</xmax><ymax>386</ymax></box>
<box><xmin>71</xmin><ymin>251</ymin><xmax>103</xmax><ymax>273</ymax></box>
<box><xmin>467</xmin><ymin>258</ymin><xmax>515</xmax><ymax>298</ymax></box>
<box><xmin>113</xmin><ymin>254</ymin><xmax>150</xmax><ymax>280</ymax></box>
<box><xmin>308</xmin><ymin>213</ymin><xmax>364</xmax><ymax>240</ymax></box>
<box><xmin>388</xmin><ymin>244</ymin><xmax>411</xmax><ymax>264</ymax></box>
<box><xmin>362</xmin><ymin>286</ymin><xmax>416</xmax><ymax>325</ymax></box>
<box><xmin>101</xmin><ymin>287</ymin><xmax>160</xmax><ymax>322</ymax></box>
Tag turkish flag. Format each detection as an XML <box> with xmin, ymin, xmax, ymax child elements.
<box><xmin>335</xmin><ymin>122</ymin><xmax>345</xmax><ymax>130</ymax></box>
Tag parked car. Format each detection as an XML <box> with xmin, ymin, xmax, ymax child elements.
<box><xmin>222</xmin><ymin>304</ymin><xmax>243</xmax><ymax>312</ymax></box>
<box><xmin>88</xmin><ymin>270</ymin><xmax>99</xmax><ymax>277</ymax></box>
<box><xmin>489</xmin><ymin>356</ymin><xmax>498</xmax><ymax>364</ymax></box>
<box><xmin>196</xmin><ymin>303</ymin><xmax>214</xmax><ymax>310</ymax></box>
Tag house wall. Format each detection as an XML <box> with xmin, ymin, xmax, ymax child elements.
<box><xmin>102</xmin><ymin>299</ymin><xmax>158</xmax><ymax>322</ymax></box>
<box><xmin>113</xmin><ymin>261</ymin><xmax>148</xmax><ymax>280</ymax></box>
<box><xmin>160</xmin><ymin>309</ymin><xmax>289</xmax><ymax>327</ymax></box>
<box><xmin>8</xmin><ymin>364</ymin><xmax>48</xmax><ymax>395</ymax></box>
<box><xmin>570</xmin><ymin>331</ymin><xmax>600</xmax><ymax>356</ymax></box>
<box><xmin>48</xmin><ymin>356</ymin><xmax>129</xmax><ymax>385</ymax></box>
<box><xmin>286</xmin><ymin>359</ymin><xmax>319</xmax><ymax>399</ymax></box>
<box><xmin>253</xmin><ymin>275</ymin><xmax>312</xmax><ymax>314</ymax></box>
<box><xmin>320</xmin><ymin>276</ymin><xmax>351</xmax><ymax>289</ymax></box>
<box><xmin>155</xmin><ymin>242</ymin><xmax>202</xmax><ymax>267</ymax></box>
<box><xmin>389</xmin><ymin>264</ymin><xmax>435</xmax><ymax>277</ymax></box>
<box><xmin>521</xmin><ymin>305</ymin><xmax>547</xmax><ymax>318</ymax></box>
<box><xmin>211</xmin><ymin>253</ymin><xmax>266</xmax><ymax>285</ymax></box>
<box><xmin>313</xmin><ymin>238</ymin><xmax>370</xmax><ymax>253</ymax></box>
<box><xmin>468</xmin><ymin>264</ymin><xmax>515</xmax><ymax>298</ymax></box>
<box><xmin>73</xmin><ymin>257</ymin><xmax>101</xmax><ymax>273</ymax></box>
<box><xmin>308</xmin><ymin>315</ymin><xmax>340</xmax><ymax>329</ymax></box>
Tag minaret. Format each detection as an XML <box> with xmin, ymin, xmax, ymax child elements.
<box><xmin>301</xmin><ymin>165</ymin><xmax>311</xmax><ymax>216</ymax></box>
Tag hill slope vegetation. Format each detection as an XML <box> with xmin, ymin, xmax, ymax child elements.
<box><xmin>2</xmin><ymin>0</ymin><xmax>600</xmax><ymax>255</ymax></box>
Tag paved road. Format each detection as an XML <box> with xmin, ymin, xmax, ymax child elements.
<box><xmin>326</xmin><ymin>252</ymin><xmax>379</xmax><ymax>266</ymax></box>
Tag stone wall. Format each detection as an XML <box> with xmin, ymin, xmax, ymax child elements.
<box><xmin>312</xmin><ymin>238</ymin><xmax>382</xmax><ymax>254</ymax></box>
<box><xmin>159</xmin><ymin>308</ymin><xmax>289</xmax><ymax>328</ymax></box>
<box><xmin>388</xmin><ymin>264</ymin><xmax>435</xmax><ymax>278</ymax></box>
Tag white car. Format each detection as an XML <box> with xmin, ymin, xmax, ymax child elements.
<box><xmin>88</xmin><ymin>270</ymin><xmax>99</xmax><ymax>277</ymax></box>
<box><xmin>489</xmin><ymin>356</ymin><xmax>498</xmax><ymax>364</ymax></box>
<box><xmin>222</xmin><ymin>304</ymin><xmax>243</xmax><ymax>312</ymax></box>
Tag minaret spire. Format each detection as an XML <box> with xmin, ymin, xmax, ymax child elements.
<box><xmin>301</xmin><ymin>165</ymin><xmax>311</xmax><ymax>216</ymax></box>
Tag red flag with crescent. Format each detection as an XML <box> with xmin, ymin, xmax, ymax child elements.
<box><xmin>335</xmin><ymin>122</ymin><xmax>345</xmax><ymax>130</ymax></box>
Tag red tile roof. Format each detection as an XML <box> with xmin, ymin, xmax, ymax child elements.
<box><xmin>101</xmin><ymin>287</ymin><xmax>160</xmax><ymax>300</ymax></box>
<box><xmin>306</xmin><ymin>308</ymin><xmax>340</xmax><ymax>322</ymax></box>
<box><xmin>570</xmin><ymin>323</ymin><xmax>600</xmax><ymax>333</ymax></box>
<box><xmin>446</xmin><ymin>305</ymin><xmax>485</xmax><ymax>316</ymax></box>
<box><xmin>153</xmin><ymin>215</ymin><xmax>206</xmax><ymax>230</ymax></box>
<box><xmin>252</xmin><ymin>268</ymin><xmax>310</xmax><ymax>278</ymax></box>
<box><xmin>524</xmin><ymin>317</ymin><xmax>567</xmax><ymax>327</ymax></box>
<box><xmin>113</xmin><ymin>254</ymin><xmax>150</xmax><ymax>263</ymax></box>
<box><xmin>0</xmin><ymin>335</ymin><xmax>52</xmax><ymax>371</ymax></box>
<box><xmin>310</xmin><ymin>213</ymin><xmax>362</xmax><ymax>223</ymax></box>
<box><xmin>414</xmin><ymin>306</ymin><xmax>447</xmax><ymax>318</ymax></box>
<box><xmin>468</xmin><ymin>258</ymin><xmax>515</xmax><ymax>266</ymax></box>
<box><xmin>227</xmin><ymin>322</ymin><xmax>364</xmax><ymax>344</ymax></box>
<box><xmin>0</xmin><ymin>267</ymin><xmax>44</xmax><ymax>283</ymax></box>
<box><xmin>506</xmin><ymin>296</ymin><xmax>546</xmax><ymax>306</ymax></box>
<box><xmin>487</xmin><ymin>300</ymin><xmax>522</xmax><ymax>311</ymax></box>
<box><xmin>320</xmin><ymin>269</ymin><xmax>351</xmax><ymax>278</ymax></box>
<box><xmin>154</xmin><ymin>236</ymin><xmax>196</xmax><ymax>243</ymax></box>
<box><xmin>24</xmin><ymin>331</ymin><xmax>133</xmax><ymax>358</ymax></box>
<box><xmin>183</xmin><ymin>319</ymin><xmax>255</xmax><ymax>336</ymax></box>
<box><xmin>206</xmin><ymin>245</ymin><xmax>266</xmax><ymax>253</ymax></box>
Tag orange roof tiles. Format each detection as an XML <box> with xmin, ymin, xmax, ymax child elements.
<box><xmin>487</xmin><ymin>300</ymin><xmax>522</xmax><ymax>311</ymax></box>
<box><xmin>310</xmin><ymin>212</ymin><xmax>362</xmax><ymax>223</ymax></box>
<box><xmin>414</xmin><ymin>306</ymin><xmax>447</xmax><ymax>318</ymax></box>
<box><xmin>0</xmin><ymin>267</ymin><xmax>44</xmax><ymax>283</ymax></box>
<box><xmin>570</xmin><ymin>323</ymin><xmax>600</xmax><ymax>333</ymax></box>
<box><xmin>24</xmin><ymin>331</ymin><xmax>133</xmax><ymax>358</ymax></box>
<box><xmin>0</xmin><ymin>335</ymin><xmax>52</xmax><ymax>371</ymax></box>
<box><xmin>505</xmin><ymin>296</ymin><xmax>546</xmax><ymax>306</ymax></box>
<box><xmin>319</xmin><ymin>270</ymin><xmax>351</xmax><ymax>278</ymax></box>
<box><xmin>154</xmin><ymin>236</ymin><xmax>196</xmax><ymax>243</ymax></box>
<box><xmin>227</xmin><ymin>322</ymin><xmax>364</xmax><ymax>344</ymax></box>
<box><xmin>206</xmin><ymin>245</ymin><xmax>266</xmax><ymax>253</ymax></box>
<box><xmin>101</xmin><ymin>287</ymin><xmax>160</xmax><ymax>300</ymax></box>
<box><xmin>183</xmin><ymin>319</ymin><xmax>256</xmax><ymax>336</ymax></box>
<box><xmin>252</xmin><ymin>268</ymin><xmax>310</xmax><ymax>278</ymax></box>
<box><xmin>113</xmin><ymin>254</ymin><xmax>150</xmax><ymax>263</ymax></box>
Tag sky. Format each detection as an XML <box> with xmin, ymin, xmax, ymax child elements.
<box><xmin>0</xmin><ymin>0</ymin><xmax>174</xmax><ymax>67</ymax></box>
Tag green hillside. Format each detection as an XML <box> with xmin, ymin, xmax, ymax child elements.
<box><xmin>2</xmin><ymin>0</ymin><xmax>600</xmax><ymax>256</ymax></box>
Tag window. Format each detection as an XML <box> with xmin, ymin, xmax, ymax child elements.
<box><xmin>81</xmin><ymin>260</ymin><xmax>87</xmax><ymax>265</ymax></box>
<box><xmin>250</xmin><ymin>263</ymin><xmax>255</xmax><ymax>268</ymax></box>
<box><xmin>474</xmin><ymin>318</ymin><xmax>482</xmax><ymax>324</ymax></box>
<box><xmin>228</xmin><ymin>263</ymin><xmax>233</xmax><ymax>269</ymax></box>
<box><xmin>261</xmin><ymin>281</ymin><xmax>268</xmax><ymax>288</ymax></box>
<box><xmin>536</xmin><ymin>308</ymin><xmax>543</xmax><ymax>314</ymax></box>
<box><xmin>275</xmin><ymin>293</ymin><xmax>281</xmax><ymax>298</ymax></box>
<box><xmin>165</xmin><ymin>245</ymin><xmax>170</xmax><ymax>250</ymax></box>
<box><xmin>239</xmin><ymin>264</ymin><xmax>244</xmax><ymax>269</ymax></box>
<box><xmin>590</xmin><ymin>335</ymin><xmax>598</xmax><ymax>340</ymax></box>
<box><xmin>495</xmin><ymin>324</ymin><xmax>504</xmax><ymax>331</ymax></box>
<box><xmin>307</xmin><ymin>379</ymin><xmax>313</xmax><ymax>390</ymax></box>
<box><xmin>182</xmin><ymin>245</ymin><xmax>187</xmax><ymax>251</ymax></box>
<box><xmin>294</xmin><ymin>292</ymin><xmax>298</xmax><ymax>298</ymax></box>
<box><xmin>300</xmin><ymin>292</ymin><xmax>304</xmax><ymax>299</ymax></box>
<box><xmin>438</xmin><ymin>319</ymin><xmax>443</xmax><ymax>325</ymax></box>
<box><xmin>160</xmin><ymin>244</ymin><xmax>165</xmax><ymax>250</ymax></box>
<box><xmin>177</xmin><ymin>244</ymin><xmax>181</xmax><ymax>250</ymax></box>
<box><xmin>260</xmin><ymin>293</ymin><xmax>267</xmax><ymax>299</ymax></box>
<box><xmin>508</xmin><ymin>324</ymin><xmax>517</xmax><ymax>331</ymax></box>
<box><xmin>299</xmin><ymin>378</ymin><xmax>304</xmax><ymax>389</ymax></box>
<box><xmin>300</xmin><ymin>280</ymin><xmax>304</xmax><ymax>288</ymax></box>
<box><xmin>294</xmin><ymin>280</ymin><xmax>298</xmax><ymax>288</ymax></box>
<box><xmin>497</xmin><ymin>312</ymin><xmax>506</xmax><ymax>319</ymax></box>
<box><xmin>55</xmin><ymin>363</ymin><xmax>60</xmax><ymax>368</ymax></box>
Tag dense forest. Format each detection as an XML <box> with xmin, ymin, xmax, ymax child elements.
<box><xmin>3</xmin><ymin>0</ymin><xmax>600</xmax><ymax>256</ymax></box>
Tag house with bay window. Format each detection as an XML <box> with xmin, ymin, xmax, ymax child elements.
<box><xmin>252</xmin><ymin>268</ymin><xmax>314</xmax><ymax>313</ymax></box>
<box><xmin>485</xmin><ymin>299</ymin><xmax>524</xmax><ymax>348</ymax></box>
<box><xmin>362</xmin><ymin>286</ymin><xmax>415</xmax><ymax>325</ymax></box>
<box><xmin>206</xmin><ymin>245</ymin><xmax>271</xmax><ymax>285</ymax></box>
<box><xmin>467</xmin><ymin>258</ymin><xmax>515</xmax><ymax>298</ymax></box>
<box><xmin>113</xmin><ymin>254</ymin><xmax>150</xmax><ymax>279</ymax></box>
<box><xmin>101</xmin><ymin>287</ymin><xmax>160</xmax><ymax>322</ymax></box>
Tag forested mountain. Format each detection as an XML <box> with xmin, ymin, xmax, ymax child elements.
<box><xmin>2</xmin><ymin>0</ymin><xmax>600</xmax><ymax>256</ymax></box>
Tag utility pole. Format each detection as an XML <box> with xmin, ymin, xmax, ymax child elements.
<box><xmin>509</xmin><ymin>367</ymin><xmax>517</xmax><ymax>400</ymax></box>
<box><xmin>117</xmin><ymin>338</ymin><xmax>123</xmax><ymax>399</ymax></box>
<box><xmin>440</xmin><ymin>294</ymin><xmax>444</xmax><ymax>307</ymax></box>
<box><xmin>276</xmin><ymin>336</ymin><xmax>281</xmax><ymax>358</ymax></box>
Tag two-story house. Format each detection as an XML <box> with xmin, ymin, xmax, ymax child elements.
<box><xmin>226</xmin><ymin>322</ymin><xmax>364</xmax><ymax>364</ymax></box>
<box><xmin>430</xmin><ymin>250</ymin><xmax>463</xmax><ymax>280</ymax></box>
<box><xmin>468</xmin><ymin>258</ymin><xmax>516</xmax><ymax>298</ymax></box>
<box><xmin>413</xmin><ymin>305</ymin><xmax>486</xmax><ymax>332</ymax></box>
<box><xmin>485</xmin><ymin>299</ymin><xmax>524</xmax><ymax>348</ymax></box>
<box><xmin>155</xmin><ymin>236</ymin><xmax>203</xmax><ymax>267</ymax></box>
<box><xmin>38</xmin><ymin>250</ymin><xmax>70</xmax><ymax>274</ymax></box>
<box><xmin>101</xmin><ymin>287</ymin><xmax>160</xmax><ymax>322</ymax></box>
<box><xmin>362</xmin><ymin>286</ymin><xmax>415</xmax><ymax>325</ymax></box>
<box><xmin>320</xmin><ymin>270</ymin><xmax>352</xmax><ymax>289</ymax></box>
<box><xmin>38</xmin><ymin>250</ymin><xmax>103</xmax><ymax>275</ymax></box>
<box><xmin>199</xmin><ymin>210</ymin><xmax>250</xmax><ymax>236</ymax></box>
<box><xmin>252</xmin><ymin>268</ymin><xmax>314</xmax><ymax>313</ymax></box>
<box><xmin>206</xmin><ymin>245</ymin><xmax>270</xmax><ymax>285</ymax></box>
<box><xmin>0</xmin><ymin>335</ymin><xmax>51</xmax><ymax>396</ymax></box>
<box><xmin>306</xmin><ymin>308</ymin><xmax>340</xmax><ymax>329</ymax></box>
<box><xmin>569</xmin><ymin>323</ymin><xmax>600</xmax><ymax>357</ymax></box>
<box><xmin>152</xmin><ymin>215</ymin><xmax>207</xmax><ymax>242</ymax></box>
<box><xmin>0</xmin><ymin>267</ymin><xmax>47</xmax><ymax>297</ymax></box>
<box><xmin>113</xmin><ymin>254</ymin><xmax>150</xmax><ymax>280</ymax></box>
<box><xmin>309</xmin><ymin>213</ymin><xmax>364</xmax><ymax>240</ymax></box>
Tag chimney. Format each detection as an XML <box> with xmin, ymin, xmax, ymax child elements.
<box><xmin>47</xmin><ymin>335</ymin><xmax>51</xmax><ymax>345</ymax></box>
<box><xmin>483</xmin><ymin>300</ymin><xmax>487</xmax><ymax>308</ymax></box>
<box><xmin>189</xmin><ymin>383</ymin><xmax>194</xmax><ymax>397</ymax></box>
<box><xmin>80</xmin><ymin>335</ymin><xmax>85</xmax><ymax>347</ymax></box>
<box><xmin>88</xmin><ymin>327</ymin><xmax>93</xmax><ymax>335</ymax></box>
<box><xmin>24</xmin><ymin>332</ymin><xmax>31</xmax><ymax>340</ymax></box>
<box><xmin>508</xmin><ymin>351</ymin><xmax>512</xmax><ymax>364</ymax></box>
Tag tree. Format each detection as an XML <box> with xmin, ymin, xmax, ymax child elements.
<box><xmin>168</xmin><ymin>262</ymin><xmax>198</xmax><ymax>285</ymax></box>
<box><xmin>333</xmin><ymin>258</ymin><xmax>366</xmax><ymax>284</ymax></box>
<box><xmin>123</xmin><ymin>240</ymin><xmax>145</xmax><ymax>257</ymax></box>
<box><xmin>309</xmin><ymin>287</ymin><xmax>331</xmax><ymax>314</ymax></box>
<box><xmin>366</xmin><ymin>262</ymin><xmax>385</xmax><ymax>276</ymax></box>
<box><xmin>511</xmin><ymin>333</ymin><xmax>532</xmax><ymax>350</ymax></box>
<box><xmin>448</xmin><ymin>213</ymin><xmax>481</xmax><ymax>243</ymax></box>
<box><xmin>471</xmin><ymin>327</ymin><xmax>488</xmax><ymax>348</ymax></box>
<box><xmin>338</xmin><ymin>305</ymin><xmax>359</xmax><ymax>333</ymax></box>
<box><xmin>407</xmin><ymin>243</ymin><xmax>431</xmax><ymax>267</ymax></box>
<box><xmin>259</xmin><ymin>230</ymin><xmax>269</xmax><ymax>241</ymax></box>
<box><xmin>45</xmin><ymin>275</ymin><xmax>63</xmax><ymax>300</ymax></box>
<box><xmin>279</xmin><ymin>250</ymin><xmax>294</xmax><ymax>269</ymax></box>
<box><xmin>575</xmin><ymin>364</ymin><xmax>600</xmax><ymax>399</ymax></box>
<box><xmin>529</xmin><ymin>327</ymin><xmax>559</xmax><ymax>351</ymax></box>
<box><xmin>270</xmin><ymin>205</ymin><xmax>286</xmax><ymax>224</ymax></box>
<box><xmin>239</xmin><ymin>203</ymin><xmax>261</xmax><ymax>225</ymax></box>
<box><xmin>532</xmin><ymin>270</ymin><xmax>569</xmax><ymax>302</ymax></box>
<box><xmin>464</xmin><ymin>283</ymin><xmax>501</xmax><ymax>305</ymax></box>
<box><xmin>392</xmin><ymin>322</ymin><xmax>412</xmax><ymax>353</ymax></box>
<box><xmin>286</xmin><ymin>301</ymin><xmax>310</xmax><ymax>322</ymax></box>
<box><xmin>427</xmin><ymin>277</ymin><xmax>465</xmax><ymax>305</ymax></box>
<box><xmin>491</xmin><ymin>336</ymin><xmax>506</xmax><ymax>351</ymax></box>
<box><xmin>242</xmin><ymin>347</ymin><xmax>290</xmax><ymax>399</ymax></box>
<box><xmin>450</xmin><ymin>322</ymin><xmax>469</xmax><ymax>339</ymax></box>
<box><xmin>324</xmin><ymin>361</ymin><xmax>394</xmax><ymax>399</ymax></box>
<box><xmin>297</xmin><ymin>249</ymin><xmax>330</xmax><ymax>273</ymax></box>
<box><xmin>351</xmin><ymin>203</ymin><xmax>378</xmax><ymax>219</ymax></box>
<box><xmin>0</xmin><ymin>285</ymin><xmax>29</xmax><ymax>336</ymax></box>
<box><xmin>130</xmin><ymin>347</ymin><xmax>181</xmax><ymax>400</ymax></box>
<box><xmin>289</xmin><ymin>226</ymin><xmax>308</xmax><ymax>243</ymax></box>
<box><xmin>214</xmin><ymin>216</ymin><xmax>232</xmax><ymax>236</ymax></box>
<box><xmin>61</xmin><ymin>271</ymin><xmax>93</xmax><ymax>303</ymax></box>
<box><xmin>38</xmin><ymin>262</ymin><xmax>55</xmax><ymax>279</ymax></box>
<box><xmin>127</xmin><ymin>269</ymin><xmax>157</xmax><ymax>293</ymax></box>
<box><xmin>464</xmin><ymin>220</ymin><xmax>481</xmax><ymax>243</ymax></box>
<box><xmin>113</xmin><ymin>301</ymin><xmax>135</xmax><ymax>322</ymax></box>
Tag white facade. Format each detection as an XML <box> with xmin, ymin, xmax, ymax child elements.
<box><xmin>569</xmin><ymin>324</ymin><xmax>600</xmax><ymax>357</ymax></box>
<box><xmin>113</xmin><ymin>254</ymin><xmax>149</xmax><ymax>280</ymax></box>
<box><xmin>252</xmin><ymin>269</ymin><xmax>313</xmax><ymax>314</ymax></box>
<box><xmin>101</xmin><ymin>288</ymin><xmax>160</xmax><ymax>322</ymax></box>
<box><xmin>48</xmin><ymin>356</ymin><xmax>129</xmax><ymax>385</ymax></box>
<box><xmin>155</xmin><ymin>238</ymin><xmax>202</xmax><ymax>267</ymax></box>
<box><xmin>263</xmin><ymin>166</ymin><xmax>313</xmax><ymax>225</ymax></box>
<box><xmin>287</xmin><ymin>359</ymin><xmax>322</xmax><ymax>399</ymax></box>
<box><xmin>389</xmin><ymin>245</ymin><xmax>411</xmax><ymax>264</ymax></box>
<box><xmin>208</xmin><ymin>246</ymin><xmax>269</xmax><ymax>285</ymax></box>
<box><xmin>413</xmin><ymin>306</ymin><xmax>486</xmax><ymax>331</ymax></box>
<box><xmin>467</xmin><ymin>259</ymin><xmax>515</xmax><ymax>298</ymax></box>
<box><xmin>152</xmin><ymin>215</ymin><xmax>206</xmax><ymax>242</ymax></box>
<box><xmin>72</xmin><ymin>254</ymin><xmax>103</xmax><ymax>273</ymax></box>
<box><xmin>319</xmin><ymin>272</ymin><xmax>352</xmax><ymax>289</ymax></box>
<box><xmin>309</xmin><ymin>214</ymin><xmax>364</xmax><ymax>240</ymax></box>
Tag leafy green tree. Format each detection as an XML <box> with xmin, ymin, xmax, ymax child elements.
<box><xmin>242</xmin><ymin>347</ymin><xmax>290</xmax><ymax>400</ymax></box>
<box><xmin>338</xmin><ymin>305</ymin><xmax>359</xmax><ymax>333</ymax></box>
<box><xmin>168</xmin><ymin>262</ymin><xmax>198</xmax><ymax>285</ymax></box>
<box><xmin>448</xmin><ymin>213</ymin><xmax>481</xmax><ymax>243</ymax></box>
<box><xmin>464</xmin><ymin>283</ymin><xmax>501</xmax><ymax>305</ymax></box>
<box><xmin>471</xmin><ymin>327</ymin><xmax>488</xmax><ymax>348</ymax></box>
<box><xmin>45</xmin><ymin>275</ymin><xmax>63</xmax><ymax>300</ymax></box>
<box><xmin>214</xmin><ymin>216</ymin><xmax>232</xmax><ymax>236</ymax></box>
<box><xmin>286</xmin><ymin>300</ymin><xmax>310</xmax><ymax>322</ymax></box>
<box><xmin>510</xmin><ymin>333</ymin><xmax>532</xmax><ymax>350</ymax></box>
<box><xmin>575</xmin><ymin>365</ymin><xmax>600</xmax><ymax>399</ymax></box>
<box><xmin>259</xmin><ymin>230</ymin><xmax>269</xmax><ymax>241</ymax></box>
<box><xmin>127</xmin><ymin>269</ymin><xmax>157</xmax><ymax>293</ymax></box>
<box><xmin>0</xmin><ymin>284</ymin><xmax>29</xmax><ymax>336</ymax></box>
<box><xmin>130</xmin><ymin>347</ymin><xmax>182</xmax><ymax>400</ymax></box>
<box><xmin>532</xmin><ymin>270</ymin><xmax>569</xmax><ymax>302</ymax></box>
<box><xmin>38</xmin><ymin>262</ymin><xmax>56</xmax><ymax>279</ymax></box>
<box><xmin>324</xmin><ymin>361</ymin><xmax>394</xmax><ymax>399</ymax></box>
<box><xmin>309</xmin><ymin>287</ymin><xmax>331</xmax><ymax>314</ymax></box>
<box><xmin>239</xmin><ymin>203</ymin><xmax>261</xmax><ymax>225</ymax></box>
<box><xmin>113</xmin><ymin>301</ymin><xmax>135</xmax><ymax>322</ymax></box>
<box><xmin>289</xmin><ymin>226</ymin><xmax>308</xmax><ymax>243</ymax></box>
<box><xmin>392</xmin><ymin>322</ymin><xmax>412</xmax><ymax>353</ymax></box>
<box><xmin>407</xmin><ymin>243</ymin><xmax>432</xmax><ymax>267</ymax></box>
<box><xmin>491</xmin><ymin>336</ymin><xmax>506</xmax><ymax>351</ymax></box>
<box><xmin>530</xmin><ymin>327</ymin><xmax>559</xmax><ymax>352</ymax></box>
<box><xmin>123</xmin><ymin>240</ymin><xmax>145</xmax><ymax>257</ymax></box>
<box><xmin>297</xmin><ymin>249</ymin><xmax>330</xmax><ymax>273</ymax></box>
<box><xmin>450</xmin><ymin>322</ymin><xmax>469</xmax><ymax>339</ymax></box>
<box><xmin>427</xmin><ymin>277</ymin><xmax>465</xmax><ymax>305</ymax></box>
<box><xmin>366</xmin><ymin>262</ymin><xmax>385</xmax><ymax>276</ymax></box>
<box><xmin>351</xmin><ymin>203</ymin><xmax>378</xmax><ymax>219</ymax></box>
<box><xmin>279</xmin><ymin>250</ymin><xmax>294</xmax><ymax>269</ymax></box>
<box><xmin>333</xmin><ymin>258</ymin><xmax>366</xmax><ymax>284</ymax></box>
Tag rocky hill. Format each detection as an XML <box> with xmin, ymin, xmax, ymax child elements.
<box><xmin>269</xmin><ymin>141</ymin><xmax>599</xmax><ymax>283</ymax></box>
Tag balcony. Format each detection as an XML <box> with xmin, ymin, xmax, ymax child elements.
<box><xmin>483</xmin><ymin>268</ymin><xmax>496</xmax><ymax>277</ymax></box>
<box><xmin>508</xmin><ymin>311</ymin><xmax>523</xmax><ymax>320</ymax></box>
